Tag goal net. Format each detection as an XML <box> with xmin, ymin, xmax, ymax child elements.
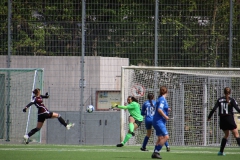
<box><xmin>0</xmin><ymin>68</ymin><xmax>43</xmax><ymax>143</ymax></box>
<box><xmin>121</xmin><ymin>66</ymin><xmax>240</xmax><ymax>146</ymax></box>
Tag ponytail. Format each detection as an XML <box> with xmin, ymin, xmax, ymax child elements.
<box><xmin>224</xmin><ymin>87</ymin><xmax>231</xmax><ymax>106</ymax></box>
<box><xmin>148</xmin><ymin>93</ymin><xmax>154</xmax><ymax>107</ymax></box>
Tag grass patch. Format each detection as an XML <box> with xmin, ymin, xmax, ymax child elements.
<box><xmin>0</xmin><ymin>144</ymin><xmax>239</xmax><ymax>160</ymax></box>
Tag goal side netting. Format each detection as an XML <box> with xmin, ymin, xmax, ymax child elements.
<box><xmin>0</xmin><ymin>68</ymin><xmax>43</xmax><ymax>143</ymax></box>
<box><xmin>121</xmin><ymin>66</ymin><xmax>240</xmax><ymax>146</ymax></box>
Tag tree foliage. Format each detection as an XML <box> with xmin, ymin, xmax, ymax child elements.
<box><xmin>0</xmin><ymin>0</ymin><xmax>239</xmax><ymax>67</ymax></box>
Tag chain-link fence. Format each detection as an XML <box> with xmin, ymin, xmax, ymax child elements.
<box><xmin>1</xmin><ymin>1</ymin><xmax>240</xmax><ymax>66</ymax></box>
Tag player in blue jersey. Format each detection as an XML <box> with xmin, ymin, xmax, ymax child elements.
<box><xmin>208</xmin><ymin>87</ymin><xmax>240</xmax><ymax>156</ymax></box>
<box><xmin>140</xmin><ymin>93</ymin><xmax>170</xmax><ymax>152</ymax></box>
<box><xmin>151</xmin><ymin>86</ymin><xmax>170</xmax><ymax>159</ymax></box>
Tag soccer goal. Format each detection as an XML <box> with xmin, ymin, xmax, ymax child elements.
<box><xmin>0</xmin><ymin>68</ymin><xmax>43</xmax><ymax>143</ymax></box>
<box><xmin>120</xmin><ymin>66</ymin><xmax>240</xmax><ymax>146</ymax></box>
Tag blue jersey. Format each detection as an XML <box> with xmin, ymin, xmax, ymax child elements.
<box><xmin>141</xmin><ymin>99</ymin><xmax>156</xmax><ymax>122</ymax></box>
<box><xmin>153</xmin><ymin>96</ymin><xmax>169</xmax><ymax>125</ymax></box>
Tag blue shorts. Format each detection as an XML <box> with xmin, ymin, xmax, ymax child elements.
<box><xmin>153</xmin><ymin>122</ymin><xmax>168</xmax><ymax>136</ymax></box>
<box><xmin>145</xmin><ymin>119</ymin><xmax>153</xmax><ymax>130</ymax></box>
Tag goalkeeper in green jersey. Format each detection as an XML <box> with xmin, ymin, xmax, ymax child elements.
<box><xmin>113</xmin><ymin>96</ymin><xmax>143</xmax><ymax>147</ymax></box>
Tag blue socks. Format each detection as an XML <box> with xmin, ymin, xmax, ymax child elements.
<box><xmin>142</xmin><ymin>136</ymin><xmax>149</xmax><ymax>148</ymax></box>
<box><xmin>154</xmin><ymin>144</ymin><xmax>162</xmax><ymax>153</ymax></box>
<box><xmin>165</xmin><ymin>141</ymin><xmax>169</xmax><ymax>147</ymax></box>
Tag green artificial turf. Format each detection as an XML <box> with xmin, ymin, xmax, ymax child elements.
<box><xmin>0</xmin><ymin>144</ymin><xmax>239</xmax><ymax>160</ymax></box>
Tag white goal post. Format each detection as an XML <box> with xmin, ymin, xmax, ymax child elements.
<box><xmin>0</xmin><ymin>68</ymin><xmax>44</xmax><ymax>142</ymax></box>
<box><xmin>120</xmin><ymin>66</ymin><xmax>240</xmax><ymax>146</ymax></box>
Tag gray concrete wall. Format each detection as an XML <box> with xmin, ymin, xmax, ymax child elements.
<box><xmin>47</xmin><ymin>111</ymin><xmax>121</xmax><ymax>145</ymax></box>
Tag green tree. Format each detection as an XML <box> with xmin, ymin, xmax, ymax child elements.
<box><xmin>0</xmin><ymin>0</ymin><xmax>239</xmax><ymax>67</ymax></box>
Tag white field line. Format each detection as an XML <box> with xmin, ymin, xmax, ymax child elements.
<box><xmin>0</xmin><ymin>147</ymin><xmax>239</xmax><ymax>154</ymax></box>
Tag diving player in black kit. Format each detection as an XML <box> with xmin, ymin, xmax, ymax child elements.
<box><xmin>23</xmin><ymin>88</ymin><xmax>74</xmax><ymax>144</ymax></box>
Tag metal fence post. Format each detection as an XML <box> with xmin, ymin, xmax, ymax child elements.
<box><xmin>229</xmin><ymin>0</ymin><xmax>233</xmax><ymax>67</ymax></box>
<box><xmin>80</xmin><ymin>0</ymin><xmax>86</xmax><ymax>145</ymax></box>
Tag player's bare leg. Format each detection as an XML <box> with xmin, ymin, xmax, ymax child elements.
<box><xmin>232</xmin><ymin>128</ymin><xmax>240</xmax><ymax>146</ymax></box>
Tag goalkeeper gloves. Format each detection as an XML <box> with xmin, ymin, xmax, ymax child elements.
<box><xmin>112</xmin><ymin>104</ymin><xmax>118</xmax><ymax>108</ymax></box>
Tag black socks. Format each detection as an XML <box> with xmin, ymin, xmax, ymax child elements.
<box><xmin>58</xmin><ymin>116</ymin><xmax>67</xmax><ymax>127</ymax></box>
<box><xmin>236</xmin><ymin>137</ymin><xmax>240</xmax><ymax>146</ymax></box>
<box><xmin>28</xmin><ymin>128</ymin><xmax>40</xmax><ymax>137</ymax></box>
<box><xmin>220</xmin><ymin>138</ymin><xmax>227</xmax><ymax>153</ymax></box>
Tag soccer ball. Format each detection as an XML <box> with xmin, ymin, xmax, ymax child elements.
<box><xmin>86</xmin><ymin>105</ymin><xmax>94</xmax><ymax>113</ymax></box>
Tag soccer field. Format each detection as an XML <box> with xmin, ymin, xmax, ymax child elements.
<box><xmin>0</xmin><ymin>144</ymin><xmax>239</xmax><ymax>160</ymax></box>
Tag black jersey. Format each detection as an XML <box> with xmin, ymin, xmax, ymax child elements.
<box><xmin>208</xmin><ymin>96</ymin><xmax>240</xmax><ymax>119</ymax></box>
<box><xmin>25</xmin><ymin>95</ymin><xmax>49</xmax><ymax>115</ymax></box>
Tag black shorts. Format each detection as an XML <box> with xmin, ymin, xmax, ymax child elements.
<box><xmin>219</xmin><ymin>115</ymin><xmax>237</xmax><ymax>130</ymax></box>
<box><xmin>135</xmin><ymin>119</ymin><xmax>142</xmax><ymax>127</ymax></box>
<box><xmin>38</xmin><ymin>112</ymin><xmax>53</xmax><ymax>122</ymax></box>
<box><xmin>129</xmin><ymin>115</ymin><xmax>142</xmax><ymax>127</ymax></box>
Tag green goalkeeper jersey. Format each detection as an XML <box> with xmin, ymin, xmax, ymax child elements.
<box><xmin>118</xmin><ymin>101</ymin><xmax>143</xmax><ymax>121</ymax></box>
